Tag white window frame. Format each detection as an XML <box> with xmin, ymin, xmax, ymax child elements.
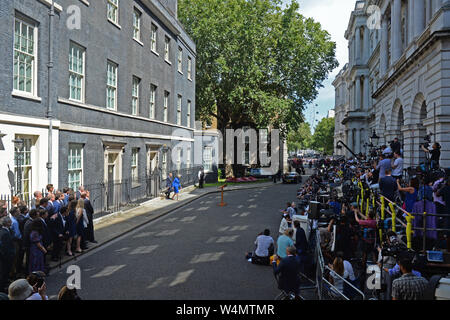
<box><xmin>178</xmin><ymin>47</ymin><xmax>183</xmax><ymax>73</ymax></box>
<box><xmin>106</xmin><ymin>61</ymin><xmax>118</xmax><ymax>110</ymax></box>
<box><xmin>164</xmin><ymin>36</ymin><xmax>171</xmax><ymax>63</ymax></box>
<box><xmin>68</xmin><ymin>143</ymin><xmax>83</xmax><ymax>192</ymax></box>
<box><xmin>69</xmin><ymin>42</ymin><xmax>85</xmax><ymax>102</ymax></box>
<box><xmin>151</xmin><ymin>23</ymin><xmax>158</xmax><ymax>53</ymax></box>
<box><xmin>149</xmin><ymin>84</ymin><xmax>156</xmax><ymax>119</ymax></box>
<box><xmin>163</xmin><ymin>91</ymin><xmax>169</xmax><ymax>122</ymax></box>
<box><xmin>176</xmin><ymin>147</ymin><xmax>181</xmax><ymax>171</ymax></box>
<box><xmin>13</xmin><ymin>17</ymin><xmax>38</xmax><ymax>97</ymax></box>
<box><xmin>177</xmin><ymin>94</ymin><xmax>182</xmax><ymax>125</ymax></box>
<box><xmin>107</xmin><ymin>0</ymin><xmax>119</xmax><ymax>25</ymax></box>
<box><xmin>187</xmin><ymin>100</ymin><xmax>191</xmax><ymax>128</ymax></box>
<box><xmin>203</xmin><ymin>147</ymin><xmax>212</xmax><ymax>172</ymax></box>
<box><xmin>14</xmin><ymin>137</ymin><xmax>33</xmax><ymax>202</ymax></box>
<box><xmin>132</xmin><ymin>76</ymin><xmax>140</xmax><ymax>115</ymax></box>
<box><xmin>131</xmin><ymin>148</ymin><xmax>139</xmax><ymax>184</ymax></box>
<box><xmin>186</xmin><ymin>147</ymin><xmax>191</xmax><ymax>168</ymax></box>
<box><xmin>133</xmin><ymin>8</ymin><xmax>141</xmax><ymax>42</ymax></box>
<box><xmin>162</xmin><ymin>151</ymin><xmax>167</xmax><ymax>178</ymax></box>
<box><xmin>187</xmin><ymin>56</ymin><xmax>192</xmax><ymax>81</ymax></box>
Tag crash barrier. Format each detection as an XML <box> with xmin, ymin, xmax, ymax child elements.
<box><xmin>311</xmin><ymin>229</ymin><xmax>365</xmax><ymax>300</ymax></box>
<box><xmin>356</xmin><ymin>181</ymin><xmax>450</xmax><ymax>253</ymax></box>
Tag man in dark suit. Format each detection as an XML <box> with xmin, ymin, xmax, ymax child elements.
<box><xmin>48</xmin><ymin>207</ymin><xmax>65</xmax><ymax>262</ymax></box>
<box><xmin>165</xmin><ymin>173</ymin><xmax>173</xmax><ymax>199</ymax></box>
<box><xmin>0</xmin><ymin>216</ymin><xmax>16</xmax><ymax>293</ymax></box>
<box><xmin>82</xmin><ymin>191</ymin><xmax>96</xmax><ymax>243</ymax></box>
<box><xmin>272</xmin><ymin>246</ymin><xmax>301</xmax><ymax>296</ymax></box>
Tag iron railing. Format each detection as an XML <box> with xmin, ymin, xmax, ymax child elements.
<box><xmin>1</xmin><ymin>166</ymin><xmax>202</xmax><ymax>217</ymax></box>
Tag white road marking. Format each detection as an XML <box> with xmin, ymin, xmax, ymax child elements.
<box><xmin>216</xmin><ymin>235</ymin><xmax>239</xmax><ymax>243</ymax></box>
<box><xmin>147</xmin><ymin>277</ymin><xmax>170</xmax><ymax>289</ymax></box>
<box><xmin>129</xmin><ymin>245</ymin><xmax>158</xmax><ymax>255</ymax></box>
<box><xmin>197</xmin><ymin>206</ymin><xmax>210</xmax><ymax>211</ymax></box>
<box><xmin>91</xmin><ymin>265</ymin><xmax>126</xmax><ymax>278</ymax></box>
<box><xmin>133</xmin><ymin>232</ymin><xmax>156</xmax><ymax>238</ymax></box>
<box><xmin>190</xmin><ymin>252</ymin><xmax>225</xmax><ymax>264</ymax></box>
<box><xmin>218</xmin><ymin>226</ymin><xmax>230</xmax><ymax>232</ymax></box>
<box><xmin>240</xmin><ymin>212</ymin><xmax>251</xmax><ymax>217</ymax></box>
<box><xmin>156</xmin><ymin>229</ymin><xmax>180</xmax><ymax>236</ymax></box>
<box><xmin>229</xmin><ymin>225</ymin><xmax>249</xmax><ymax>231</ymax></box>
<box><xmin>169</xmin><ymin>269</ymin><xmax>195</xmax><ymax>287</ymax></box>
<box><xmin>180</xmin><ymin>216</ymin><xmax>197</xmax><ymax>222</ymax></box>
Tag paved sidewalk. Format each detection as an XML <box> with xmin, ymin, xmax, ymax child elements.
<box><xmin>48</xmin><ymin>181</ymin><xmax>276</xmax><ymax>270</ymax></box>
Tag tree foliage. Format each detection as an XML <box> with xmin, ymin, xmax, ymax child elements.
<box><xmin>178</xmin><ymin>0</ymin><xmax>338</xmax><ymax>134</ymax></box>
<box><xmin>287</xmin><ymin>122</ymin><xmax>312</xmax><ymax>152</ymax></box>
<box><xmin>311</xmin><ymin>117</ymin><xmax>335</xmax><ymax>155</ymax></box>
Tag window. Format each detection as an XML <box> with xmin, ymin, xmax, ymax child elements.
<box><xmin>176</xmin><ymin>147</ymin><xmax>181</xmax><ymax>171</ymax></box>
<box><xmin>132</xmin><ymin>76</ymin><xmax>140</xmax><ymax>115</ymax></box>
<box><xmin>69</xmin><ymin>42</ymin><xmax>85</xmax><ymax>102</ymax></box>
<box><xmin>13</xmin><ymin>17</ymin><xmax>37</xmax><ymax>95</ymax></box>
<box><xmin>151</xmin><ymin>24</ymin><xmax>158</xmax><ymax>53</ymax></box>
<box><xmin>203</xmin><ymin>147</ymin><xmax>212</xmax><ymax>172</ymax></box>
<box><xmin>177</xmin><ymin>95</ymin><xmax>182</xmax><ymax>125</ymax></box>
<box><xmin>133</xmin><ymin>9</ymin><xmax>141</xmax><ymax>41</ymax></box>
<box><xmin>178</xmin><ymin>47</ymin><xmax>183</xmax><ymax>73</ymax></box>
<box><xmin>14</xmin><ymin>137</ymin><xmax>33</xmax><ymax>202</ymax></box>
<box><xmin>107</xmin><ymin>0</ymin><xmax>119</xmax><ymax>24</ymax></box>
<box><xmin>187</xmin><ymin>100</ymin><xmax>191</xmax><ymax>128</ymax></box>
<box><xmin>163</xmin><ymin>91</ymin><xmax>169</xmax><ymax>122</ymax></box>
<box><xmin>68</xmin><ymin>144</ymin><xmax>83</xmax><ymax>191</ymax></box>
<box><xmin>150</xmin><ymin>84</ymin><xmax>156</xmax><ymax>119</ymax></box>
<box><xmin>106</xmin><ymin>61</ymin><xmax>118</xmax><ymax>110</ymax></box>
<box><xmin>244</xmin><ymin>136</ymin><xmax>250</xmax><ymax>165</ymax></box>
<box><xmin>164</xmin><ymin>36</ymin><xmax>171</xmax><ymax>62</ymax></box>
<box><xmin>131</xmin><ymin>148</ymin><xmax>139</xmax><ymax>183</ymax></box>
<box><xmin>187</xmin><ymin>56</ymin><xmax>192</xmax><ymax>80</ymax></box>
<box><xmin>162</xmin><ymin>152</ymin><xmax>167</xmax><ymax>178</ymax></box>
<box><xmin>186</xmin><ymin>147</ymin><xmax>191</xmax><ymax>168</ymax></box>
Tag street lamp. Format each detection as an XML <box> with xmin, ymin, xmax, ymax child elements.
<box><xmin>12</xmin><ymin>138</ymin><xmax>24</xmax><ymax>198</ymax></box>
<box><xmin>370</xmin><ymin>130</ymin><xmax>380</xmax><ymax>146</ymax></box>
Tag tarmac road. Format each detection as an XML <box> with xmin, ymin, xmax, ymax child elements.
<box><xmin>45</xmin><ymin>182</ymin><xmax>301</xmax><ymax>300</ymax></box>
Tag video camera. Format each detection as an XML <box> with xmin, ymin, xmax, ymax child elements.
<box><xmin>421</xmin><ymin>133</ymin><xmax>433</xmax><ymax>150</ymax></box>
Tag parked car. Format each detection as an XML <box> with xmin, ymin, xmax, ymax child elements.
<box><xmin>282</xmin><ymin>172</ymin><xmax>301</xmax><ymax>184</ymax></box>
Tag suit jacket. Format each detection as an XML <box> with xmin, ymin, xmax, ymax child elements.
<box><xmin>84</xmin><ymin>199</ymin><xmax>94</xmax><ymax>218</ymax></box>
<box><xmin>295</xmin><ymin>227</ymin><xmax>308</xmax><ymax>255</ymax></box>
<box><xmin>273</xmin><ymin>255</ymin><xmax>301</xmax><ymax>293</ymax></box>
<box><xmin>0</xmin><ymin>227</ymin><xmax>16</xmax><ymax>261</ymax></box>
<box><xmin>39</xmin><ymin>218</ymin><xmax>51</xmax><ymax>248</ymax></box>
<box><xmin>165</xmin><ymin>177</ymin><xmax>173</xmax><ymax>188</ymax></box>
<box><xmin>48</xmin><ymin>213</ymin><xmax>64</xmax><ymax>239</ymax></box>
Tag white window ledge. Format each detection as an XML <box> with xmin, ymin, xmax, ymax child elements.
<box><xmin>165</xmin><ymin>59</ymin><xmax>172</xmax><ymax>66</ymax></box>
<box><xmin>80</xmin><ymin>0</ymin><xmax>89</xmax><ymax>6</ymax></box>
<box><xmin>133</xmin><ymin>38</ymin><xmax>144</xmax><ymax>47</ymax></box>
<box><xmin>12</xmin><ymin>91</ymin><xmax>42</xmax><ymax>102</ymax></box>
<box><xmin>108</xmin><ymin>19</ymin><xmax>122</xmax><ymax>30</ymax></box>
<box><xmin>151</xmin><ymin>50</ymin><xmax>160</xmax><ymax>57</ymax></box>
<box><xmin>178</xmin><ymin>70</ymin><xmax>184</xmax><ymax>75</ymax></box>
<box><xmin>38</xmin><ymin>0</ymin><xmax>63</xmax><ymax>12</ymax></box>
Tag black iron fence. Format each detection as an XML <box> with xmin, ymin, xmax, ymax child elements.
<box><xmin>1</xmin><ymin>166</ymin><xmax>202</xmax><ymax>217</ymax></box>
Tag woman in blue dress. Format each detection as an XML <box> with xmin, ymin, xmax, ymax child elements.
<box><xmin>65</xmin><ymin>200</ymin><xmax>78</xmax><ymax>256</ymax></box>
<box><xmin>171</xmin><ymin>175</ymin><xmax>182</xmax><ymax>201</ymax></box>
<box><xmin>29</xmin><ymin>220</ymin><xmax>47</xmax><ymax>274</ymax></box>
<box><xmin>397</xmin><ymin>177</ymin><xmax>419</xmax><ymax>214</ymax></box>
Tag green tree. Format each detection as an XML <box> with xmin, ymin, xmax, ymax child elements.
<box><xmin>178</xmin><ymin>0</ymin><xmax>338</xmax><ymax>134</ymax></box>
<box><xmin>311</xmin><ymin>117</ymin><xmax>335</xmax><ymax>155</ymax></box>
<box><xmin>287</xmin><ymin>122</ymin><xmax>312</xmax><ymax>152</ymax></box>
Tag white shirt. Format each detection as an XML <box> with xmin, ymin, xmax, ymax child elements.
<box><xmin>343</xmin><ymin>260</ymin><xmax>356</xmax><ymax>281</ymax></box>
<box><xmin>254</xmin><ymin>235</ymin><xmax>274</xmax><ymax>257</ymax></box>
<box><xmin>279</xmin><ymin>218</ymin><xmax>289</xmax><ymax>235</ymax></box>
<box><xmin>392</xmin><ymin>157</ymin><xmax>403</xmax><ymax>176</ymax></box>
<box><xmin>26</xmin><ymin>293</ymin><xmax>48</xmax><ymax>300</ymax></box>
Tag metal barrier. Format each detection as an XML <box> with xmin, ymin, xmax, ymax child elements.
<box><xmin>310</xmin><ymin>228</ymin><xmax>365</xmax><ymax>300</ymax></box>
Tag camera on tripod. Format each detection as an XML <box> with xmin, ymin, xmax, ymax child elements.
<box><xmin>421</xmin><ymin>133</ymin><xmax>433</xmax><ymax>149</ymax></box>
<box><xmin>381</xmin><ymin>242</ymin><xmax>408</xmax><ymax>258</ymax></box>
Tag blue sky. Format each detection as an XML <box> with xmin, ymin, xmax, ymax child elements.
<box><xmin>282</xmin><ymin>0</ymin><xmax>356</xmax><ymax>132</ymax></box>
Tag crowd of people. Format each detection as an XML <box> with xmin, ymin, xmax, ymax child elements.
<box><xmin>245</xmin><ymin>140</ymin><xmax>449</xmax><ymax>300</ymax></box>
<box><xmin>0</xmin><ymin>184</ymin><xmax>94</xmax><ymax>300</ymax></box>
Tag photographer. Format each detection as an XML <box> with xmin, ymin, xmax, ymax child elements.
<box><xmin>390</xmin><ymin>138</ymin><xmax>401</xmax><ymax>155</ymax></box>
<box><xmin>421</xmin><ymin>142</ymin><xmax>441</xmax><ymax>170</ymax></box>
<box><xmin>354</xmin><ymin>208</ymin><xmax>377</xmax><ymax>268</ymax></box>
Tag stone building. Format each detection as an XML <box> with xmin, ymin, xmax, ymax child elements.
<box><xmin>334</xmin><ymin>0</ymin><xmax>450</xmax><ymax>169</ymax></box>
<box><xmin>0</xmin><ymin>0</ymin><xmax>196</xmax><ymax>202</ymax></box>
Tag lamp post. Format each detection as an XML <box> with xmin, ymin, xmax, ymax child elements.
<box><xmin>370</xmin><ymin>130</ymin><xmax>380</xmax><ymax>146</ymax></box>
<box><xmin>12</xmin><ymin>138</ymin><xmax>24</xmax><ymax>198</ymax></box>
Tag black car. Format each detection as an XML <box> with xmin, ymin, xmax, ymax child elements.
<box><xmin>282</xmin><ymin>172</ymin><xmax>301</xmax><ymax>184</ymax></box>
